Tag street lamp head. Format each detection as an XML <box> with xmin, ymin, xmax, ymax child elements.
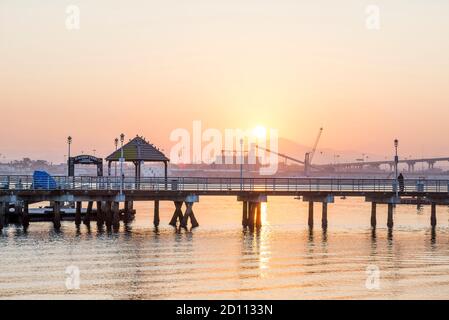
<box><xmin>67</xmin><ymin>136</ymin><xmax>72</xmax><ymax>144</ymax></box>
<box><xmin>114</xmin><ymin>137</ymin><xmax>119</xmax><ymax>146</ymax></box>
<box><xmin>120</xmin><ymin>133</ymin><xmax>125</xmax><ymax>143</ymax></box>
<box><xmin>394</xmin><ymin>139</ymin><xmax>398</xmax><ymax>148</ymax></box>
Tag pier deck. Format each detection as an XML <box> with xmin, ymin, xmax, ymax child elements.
<box><xmin>1</xmin><ymin>175</ymin><xmax>449</xmax><ymax>231</ymax></box>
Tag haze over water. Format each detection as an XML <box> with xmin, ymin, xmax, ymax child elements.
<box><xmin>2</xmin><ymin>1</ymin><xmax>449</xmax><ymax>161</ymax></box>
<box><xmin>1</xmin><ymin>197</ymin><xmax>449</xmax><ymax>299</ymax></box>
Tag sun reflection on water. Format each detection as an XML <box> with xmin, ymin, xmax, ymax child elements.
<box><xmin>261</xmin><ymin>202</ymin><xmax>268</xmax><ymax>226</ymax></box>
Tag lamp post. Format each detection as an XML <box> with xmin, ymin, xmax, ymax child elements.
<box><xmin>67</xmin><ymin>136</ymin><xmax>72</xmax><ymax>176</ymax></box>
<box><xmin>114</xmin><ymin>138</ymin><xmax>119</xmax><ymax>177</ymax></box>
<box><xmin>120</xmin><ymin>133</ymin><xmax>125</xmax><ymax>195</ymax></box>
<box><xmin>67</xmin><ymin>136</ymin><xmax>72</xmax><ymax>159</ymax></box>
<box><xmin>240</xmin><ymin>138</ymin><xmax>244</xmax><ymax>191</ymax></box>
<box><xmin>394</xmin><ymin>139</ymin><xmax>399</xmax><ymax>198</ymax></box>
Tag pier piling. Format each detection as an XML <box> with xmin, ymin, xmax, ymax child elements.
<box><xmin>248</xmin><ymin>203</ymin><xmax>256</xmax><ymax>229</ymax></box>
<box><xmin>308</xmin><ymin>201</ymin><xmax>314</xmax><ymax>228</ymax></box>
<box><xmin>0</xmin><ymin>202</ymin><xmax>5</xmax><ymax>231</ymax></box>
<box><xmin>75</xmin><ymin>202</ymin><xmax>82</xmax><ymax>226</ymax></box>
<box><xmin>84</xmin><ymin>201</ymin><xmax>93</xmax><ymax>226</ymax></box>
<box><xmin>181</xmin><ymin>202</ymin><xmax>199</xmax><ymax>229</ymax></box>
<box><xmin>370</xmin><ymin>202</ymin><xmax>377</xmax><ymax>228</ymax></box>
<box><xmin>124</xmin><ymin>201</ymin><xmax>129</xmax><ymax>223</ymax></box>
<box><xmin>303</xmin><ymin>195</ymin><xmax>334</xmax><ymax>229</ymax></box>
<box><xmin>104</xmin><ymin>201</ymin><xmax>113</xmax><ymax>228</ymax></box>
<box><xmin>387</xmin><ymin>203</ymin><xmax>394</xmax><ymax>229</ymax></box>
<box><xmin>169</xmin><ymin>201</ymin><xmax>183</xmax><ymax>227</ymax></box>
<box><xmin>256</xmin><ymin>202</ymin><xmax>262</xmax><ymax>229</ymax></box>
<box><xmin>5</xmin><ymin>203</ymin><xmax>9</xmax><ymax>225</ymax></box>
<box><xmin>124</xmin><ymin>201</ymin><xmax>133</xmax><ymax>224</ymax></box>
<box><xmin>153</xmin><ymin>200</ymin><xmax>160</xmax><ymax>227</ymax></box>
<box><xmin>112</xmin><ymin>202</ymin><xmax>120</xmax><ymax>230</ymax></box>
<box><xmin>322</xmin><ymin>202</ymin><xmax>328</xmax><ymax>229</ymax></box>
<box><xmin>242</xmin><ymin>201</ymin><xmax>248</xmax><ymax>228</ymax></box>
<box><xmin>246</xmin><ymin>203</ymin><xmax>252</xmax><ymax>229</ymax></box>
<box><xmin>237</xmin><ymin>195</ymin><xmax>266</xmax><ymax>230</ymax></box>
<box><xmin>180</xmin><ymin>205</ymin><xmax>188</xmax><ymax>228</ymax></box>
<box><xmin>22</xmin><ymin>202</ymin><xmax>30</xmax><ymax>230</ymax></box>
<box><xmin>96</xmin><ymin>201</ymin><xmax>104</xmax><ymax>228</ymax></box>
<box><xmin>431</xmin><ymin>203</ymin><xmax>437</xmax><ymax>227</ymax></box>
<box><xmin>190</xmin><ymin>208</ymin><xmax>199</xmax><ymax>228</ymax></box>
<box><xmin>15</xmin><ymin>203</ymin><xmax>22</xmax><ymax>226</ymax></box>
<box><xmin>53</xmin><ymin>201</ymin><xmax>61</xmax><ymax>229</ymax></box>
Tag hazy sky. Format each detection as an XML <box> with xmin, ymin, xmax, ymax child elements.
<box><xmin>1</xmin><ymin>0</ymin><xmax>448</xmax><ymax>162</ymax></box>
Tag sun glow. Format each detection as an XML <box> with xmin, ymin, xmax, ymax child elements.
<box><xmin>252</xmin><ymin>125</ymin><xmax>267</xmax><ymax>139</ymax></box>
<box><xmin>261</xmin><ymin>202</ymin><xmax>268</xmax><ymax>226</ymax></box>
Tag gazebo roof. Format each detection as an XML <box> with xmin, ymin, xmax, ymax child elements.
<box><xmin>106</xmin><ymin>136</ymin><xmax>169</xmax><ymax>162</ymax></box>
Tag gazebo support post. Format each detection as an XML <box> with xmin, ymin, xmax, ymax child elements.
<box><xmin>134</xmin><ymin>161</ymin><xmax>138</xmax><ymax>189</ymax></box>
<box><xmin>164</xmin><ymin>161</ymin><xmax>168</xmax><ymax>190</ymax></box>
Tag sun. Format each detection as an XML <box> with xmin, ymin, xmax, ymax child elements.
<box><xmin>252</xmin><ymin>125</ymin><xmax>267</xmax><ymax>139</ymax></box>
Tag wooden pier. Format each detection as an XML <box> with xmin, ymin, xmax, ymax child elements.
<box><xmin>1</xmin><ymin>175</ymin><xmax>449</xmax><ymax>232</ymax></box>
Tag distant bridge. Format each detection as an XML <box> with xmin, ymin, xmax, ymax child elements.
<box><xmin>322</xmin><ymin>157</ymin><xmax>449</xmax><ymax>171</ymax></box>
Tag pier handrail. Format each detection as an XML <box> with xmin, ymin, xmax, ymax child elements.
<box><xmin>0</xmin><ymin>175</ymin><xmax>447</xmax><ymax>193</ymax></box>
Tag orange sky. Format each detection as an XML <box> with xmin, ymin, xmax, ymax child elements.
<box><xmin>1</xmin><ymin>0</ymin><xmax>448</xmax><ymax>162</ymax></box>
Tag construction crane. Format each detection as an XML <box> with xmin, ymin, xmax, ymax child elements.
<box><xmin>308</xmin><ymin>127</ymin><xmax>323</xmax><ymax>164</ymax></box>
<box><xmin>255</xmin><ymin>127</ymin><xmax>324</xmax><ymax>176</ymax></box>
<box><xmin>255</xmin><ymin>146</ymin><xmax>306</xmax><ymax>165</ymax></box>
<box><xmin>304</xmin><ymin>127</ymin><xmax>323</xmax><ymax>175</ymax></box>
<box><xmin>220</xmin><ymin>127</ymin><xmax>324</xmax><ymax>175</ymax></box>
<box><xmin>255</xmin><ymin>145</ymin><xmax>324</xmax><ymax>174</ymax></box>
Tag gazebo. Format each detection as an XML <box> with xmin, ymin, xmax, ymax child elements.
<box><xmin>105</xmin><ymin>135</ymin><xmax>169</xmax><ymax>185</ymax></box>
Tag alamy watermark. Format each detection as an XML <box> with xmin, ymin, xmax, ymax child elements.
<box><xmin>65</xmin><ymin>5</ymin><xmax>80</xmax><ymax>30</ymax></box>
<box><xmin>65</xmin><ymin>265</ymin><xmax>80</xmax><ymax>290</ymax></box>
<box><xmin>365</xmin><ymin>264</ymin><xmax>380</xmax><ymax>290</ymax></box>
<box><xmin>169</xmin><ymin>121</ymin><xmax>279</xmax><ymax>175</ymax></box>
<box><xmin>365</xmin><ymin>5</ymin><xmax>381</xmax><ymax>30</ymax></box>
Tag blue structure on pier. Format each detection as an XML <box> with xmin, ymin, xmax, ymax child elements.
<box><xmin>32</xmin><ymin>171</ymin><xmax>57</xmax><ymax>190</ymax></box>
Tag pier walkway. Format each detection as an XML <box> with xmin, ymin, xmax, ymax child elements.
<box><xmin>1</xmin><ymin>175</ymin><xmax>449</xmax><ymax>231</ymax></box>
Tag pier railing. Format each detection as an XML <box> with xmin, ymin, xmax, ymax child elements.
<box><xmin>0</xmin><ymin>175</ymin><xmax>448</xmax><ymax>193</ymax></box>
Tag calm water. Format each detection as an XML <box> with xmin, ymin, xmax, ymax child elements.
<box><xmin>1</xmin><ymin>197</ymin><xmax>449</xmax><ymax>299</ymax></box>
